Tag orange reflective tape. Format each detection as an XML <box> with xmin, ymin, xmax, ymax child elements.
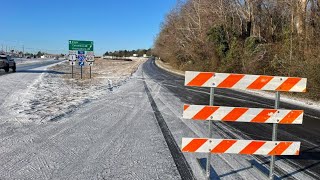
<box><xmin>187</xmin><ymin>72</ymin><xmax>214</xmax><ymax>86</ymax></box>
<box><xmin>182</xmin><ymin>139</ymin><xmax>207</xmax><ymax>152</ymax></box>
<box><xmin>239</xmin><ymin>141</ymin><xmax>266</xmax><ymax>154</ymax></box>
<box><xmin>222</xmin><ymin>107</ymin><xmax>249</xmax><ymax>122</ymax></box>
<box><xmin>247</xmin><ymin>76</ymin><xmax>273</xmax><ymax>90</ymax></box>
<box><xmin>251</xmin><ymin>109</ymin><xmax>277</xmax><ymax>123</ymax></box>
<box><xmin>193</xmin><ymin>106</ymin><xmax>219</xmax><ymax>120</ymax></box>
<box><xmin>268</xmin><ymin>142</ymin><xmax>293</xmax><ymax>155</ymax></box>
<box><xmin>276</xmin><ymin>78</ymin><xmax>302</xmax><ymax>91</ymax></box>
<box><xmin>184</xmin><ymin>104</ymin><xmax>190</xmax><ymax>111</ymax></box>
<box><xmin>217</xmin><ymin>74</ymin><xmax>245</xmax><ymax>88</ymax></box>
<box><xmin>211</xmin><ymin>140</ymin><xmax>237</xmax><ymax>153</ymax></box>
<box><xmin>279</xmin><ymin>110</ymin><xmax>303</xmax><ymax>124</ymax></box>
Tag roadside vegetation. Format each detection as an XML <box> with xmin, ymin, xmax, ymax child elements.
<box><xmin>104</xmin><ymin>49</ymin><xmax>152</xmax><ymax>57</ymax></box>
<box><xmin>153</xmin><ymin>0</ymin><xmax>320</xmax><ymax>100</ymax></box>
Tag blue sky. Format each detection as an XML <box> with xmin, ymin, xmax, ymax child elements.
<box><xmin>0</xmin><ymin>0</ymin><xmax>177</xmax><ymax>55</ymax></box>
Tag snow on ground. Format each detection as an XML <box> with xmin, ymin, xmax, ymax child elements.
<box><xmin>0</xmin><ymin>63</ymin><xmax>181</xmax><ymax>179</ymax></box>
<box><xmin>156</xmin><ymin>60</ymin><xmax>320</xmax><ymax>111</ymax></box>
<box><xmin>1</xmin><ymin>58</ymin><xmax>146</xmax><ymax>124</ymax></box>
<box><xmin>14</xmin><ymin>58</ymin><xmax>56</xmax><ymax>65</ymax></box>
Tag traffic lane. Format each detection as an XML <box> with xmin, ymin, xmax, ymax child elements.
<box><xmin>143</xmin><ymin>59</ymin><xmax>320</xmax><ymax>176</ymax></box>
<box><xmin>0</xmin><ymin>60</ymin><xmax>63</xmax><ymax>76</ymax></box>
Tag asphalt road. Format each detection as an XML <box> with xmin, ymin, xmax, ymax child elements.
<box><xmin>0</xmin><ymin>60</ymin><xmax>63</xmax><ymax>76</ymax></box>
<box><xmin>143</xmin><ymin>59</ymin><xmax>320</xmax><ymax>179</ymax></box>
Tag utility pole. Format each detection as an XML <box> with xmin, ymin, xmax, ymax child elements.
<box><xmin>23</xmin><ymin>45</ymin><xmax>25</xmax><ymax>57</ymax></box>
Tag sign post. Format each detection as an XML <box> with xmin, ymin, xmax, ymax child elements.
<box><xmin>86</xmin><ymin>55</ymin><xmax>94</xmax><ymax>79</ymax></box>
<box><xmin>68</xmin><ymin>53</ymin><xmax>76</xmax><ymax>78</ymax></box>
<box><xmin>68</xmin><ymin>40</ymin><xmax>94</xmax><ymax>79</ymax></box>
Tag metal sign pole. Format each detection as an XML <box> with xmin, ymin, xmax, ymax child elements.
<box><xmin>90</xmin><ymin>65</ymin><xmax>91</xmax><ymax>79</ymax></box>
<box><xmin>269</xmin><ymin>91</ymin><xmax>280</xmax><ymax>179</ymax></box>
<box><xmin>81</xmin><ymin>66</ymin><xmax>83</xmax><ymax>79</ymax></box>
<box><xmin>206</xmin><ymin>87</ymin><xmax>214</xmax><ymax>180</ymax></box>
<box><xmin>71</xmin><ymin>64</ymin><xmax>74</xmax><ymax>78</ymax></box>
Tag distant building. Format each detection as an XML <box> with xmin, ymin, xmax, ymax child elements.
<box><xmin>133</xmin><ymin>54</ymin><xmax>138</xmax><ymax>57</ymax></box>
<box><xmin>41</xmin><ymin>54</ymin><xmax>59</xmax><ymax>59</ymax></box>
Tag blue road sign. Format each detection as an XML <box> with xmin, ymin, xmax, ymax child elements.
<box><xmin>79</xmin><ymin>61</ymin><xmax>85</xmax><ymax>66</ymax></box>
<box><xmin>78</xmin><ymin>55</ymin><xmax>85</xmax><ymax>61</ymax></box>
<box><xmin>78</xmin><ymin>51</ymin><xmax>85</xmax><ymax>55</ymax></box>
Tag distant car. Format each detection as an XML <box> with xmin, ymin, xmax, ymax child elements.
<box><xmin>0</xmin><ymin>54</ymin><xmax>16</xmax><ymax>72</ymax></box>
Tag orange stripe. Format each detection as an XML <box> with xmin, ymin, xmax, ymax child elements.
<box><xmin>193</xmin><ymin>106</ymin><xmax>219</xmax><ymax>120</ymax></box>
<box><xmin>279</xmin><ymin>110</ymin><xmax>303</xmax><ymax>124</ymax></box>
<box><xmin>217</xmin><ymin>74</ymin><xmax>245</xmax><ymax>88</ymax></box>
<box><xmin>187</xmin><ymin>72</ymin><xmax>214</xmax><ymax>86</ymax></box>
<box><xmin>184</xmin><ymin>104</ymin><xmax>190</xmax><ymax>111</ymax></box>
<box><xmin>222</xmin><ymin>108</ymin><xmax>249</xmax><ymax>122</ymax></box>
<box><xmin>211</xmin><ymin>140</ymin><xmax>237</xmax><ymax>153</ymax></box>
<box><xmin>239</xmin><ymin>141</ymin><xmax>266</xmax><ymax>154</ymax></box>
<box><xmin>247</xmin><ymin>76</ymin><xmax>273</xmax><ymax>90</ymax></box>
<box><xmin>182</xmin><ymin>139</ymin><xmax>207</xmax><ymax>152</ymax></box>
<box><xmin>251</xmin><ymin>109</ymin><xmax>277</xmax><ymax>123</ymax></box>
<box><xmin>268</xmin><ymin>142</ymin><xmax>293</xmax><ymax>155</ymax></box>
<box><xmin>276</xmin><ymin>78</ymin><xmax>302</xmax><ymax>91</ymax></box>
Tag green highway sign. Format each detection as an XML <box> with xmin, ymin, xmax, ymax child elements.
<box><xmin>69</xmin><ymin>40</ymin><xmax>94</xmax><ymax>51</ymax></box>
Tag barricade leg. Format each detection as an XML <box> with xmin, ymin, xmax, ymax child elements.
<box><xmin>206</xmin><ymin>87</ymin><xmax>215</xmax><ymax>180</ymax></box>
<box><xmin>269</xmin><ymin>91</ymin><xmax>280</xmax><ymax>179</ymax></box>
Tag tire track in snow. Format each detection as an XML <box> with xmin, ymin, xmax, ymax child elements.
<box><xmin>142</xmin><ymin>73</ymin><xmax>196</xmax><ymax>180</ymax></box>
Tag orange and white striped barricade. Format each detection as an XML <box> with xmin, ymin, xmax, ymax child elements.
<box><xmin>181</xmin><ymin>138</ymin><xmax>300</xmax><ymax>156</ymax></box>
<box><xmin>183</xmin><ymin>105</ymin><xmax>304</xmax><ymax>124</ymax></box>
<box><xmin>182</xmin><ymin>71</ymin><xmax>307</xmax><ymax>179</ymax></box>
<box><xmin>185</xmin><ymin>71</ymin><xmax>307</xmax><ymax>92</ymax></box>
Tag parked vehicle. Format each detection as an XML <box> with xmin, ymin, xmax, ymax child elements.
<box><xmin>0</xmin><ymin>54</ymin><xmax>16</xmax><ymax>72</ymax></box>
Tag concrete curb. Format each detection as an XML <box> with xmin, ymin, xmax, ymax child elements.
<box><xmin>155</xmin><ymin>60</ymin><xmax>184</xmax><ymax>77</ymax></box>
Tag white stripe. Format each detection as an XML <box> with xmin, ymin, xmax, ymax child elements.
<box><xmin>183</xmin><ymin>105</ymin><xmax>204</xmax><ymax>119</ymax></box>
<box><xmin>196</xmin><ymin>139</ymin><xmax>212</xmax><ymax>153</ymax></box>
<box><xmin>282</xmin><ymin>142</ymin><xmax>301</xmax><ymax>155</ymax></box>
<box><xmin>211</xmin><ymin>73</ymin><xmax>230</xmax><ymax>87</ymax></box>
<box><xmin>291</xmin><ymin>113</ymin><xmax>304</xmax><ymax>124</ymax></box>
<box><xmin>289</xmin><ymin>78</ymin><xmax>307</xmax><ymax>92</ymax></box>
<box><xmin>225</xmin><ymin>140</ymin><xmax>251</xmax><ymax>154</ymax></box>
<box><xmin>254</xmin><ymin>141</ymin><xmax>278</xmax><ymax>155</ymax></box>
<box><xmin>210</xmin><ymin>107</ymin><xmax>233</xmax><ymax>120</ymax></box>
<box><xmin>264</xmin><ymin>110</ymin><xmax>284</xmax><ymax>123</ymax></box>
<box><xmin>181</xmin><ymin>138</ymin><xmax>194</xmax><ymax>149</ymax></box>
<box><xmin>232</xmin><ymin>75</ymin><xmax>258</xmax><ymax>89</ymax></box>
<box><xmin>208</xmin><ymin>139</ymin><xmax>223</xmax><ymax>152</ymax></box>
<box><xmin>236</xmin><ymin>108</ymin><xmax>262</xmax><ymax>122</ymax></box>
<box><xmin>185</xmin><ymin>71</ymin><xmax>200</xmax><ymax>86</ymax></box>
<box><xmin>262</xmin><ymin>76</ymin><xmax>288</xmax><ymax>91</ymax></box>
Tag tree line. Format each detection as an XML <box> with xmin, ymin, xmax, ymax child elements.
<box><xmin>153</xmin><ymin>0</ymin><xmax>320</xmax><ymax>100</ymax></box>
<box><xmin>104</xmin><ymin>49</ymin><xmax>152</xmax><ymax>57</ymax></box>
